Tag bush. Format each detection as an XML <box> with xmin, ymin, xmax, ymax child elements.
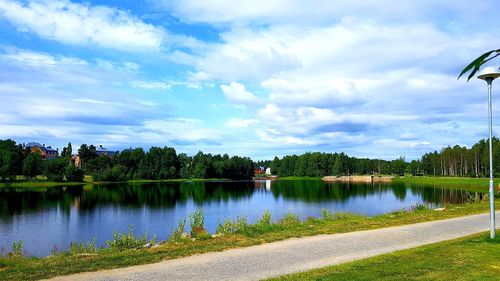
<box><xmin>65</xmin><ymin>164</ymin><xmax>85</xmax><ymax>182</ymax></box>
<box><xmin>106</xmin><ymin>225</ymin><xmax>149</xmax><ymax>251</ymax></box>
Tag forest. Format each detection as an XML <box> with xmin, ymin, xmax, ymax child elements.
<box><xmin>1</xmin><ymin>137</ymin><xmax>499</xmax><ymax>182</ymax></box>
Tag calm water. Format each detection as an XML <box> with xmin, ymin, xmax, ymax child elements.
<box><xmin>0</xmin><ymin>180</ymin><xmax>479</xmax><ymax>256</ymax></box>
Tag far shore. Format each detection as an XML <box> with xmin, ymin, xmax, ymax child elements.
<box><xmin>0</xmin><ymin>176</ymin><xmax>497</xmax><ymax>193</ymax></box>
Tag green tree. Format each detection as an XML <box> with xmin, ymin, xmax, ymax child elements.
<box><xmin>61</xmin><ymin>142</ymin><xmax>73</xmax><ymax>158</ymax></box>
<box><xmin>65</xmin><ymin>164</ymin><xmax>85</xmax><ymax>182</ymax></box>
<box><xmin>78</xmin><ymin>144</ymin><xmax>97</xmax><ymax>170</ymax></box>
<box><xmin>43</xmin><ymin>158</ymin><xmax>68</xmax><ymax>182</ymax></box>
<box><xmin>0</xmin><ymin>139</ymin><xmax>23</xmax><ymax>181</ymax></box>
<box><xmin>22</xmin><ymin>153</ymin><xmax>42</xmax><ymax>179</ymax></box>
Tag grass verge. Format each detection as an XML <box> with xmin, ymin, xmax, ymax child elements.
<box><xmin>278</xmin><ymin>176</ymin><xmax>322</xmax><ymax>180</ymax></box>
<box><xmin>0</xmin><ymin>178</ymin><xmax>228</xmax><ymax>189</ymax></box>
<box><xmin>268</xmin><ymin>232</ymin><xmax>500</xmax><ymax>281</ymax></box>
<box><xmin>0</xmin><ymin>200</ymin><xmax>497</xmax><ymax>281</ymax></box>
<box><xmin>393</xmin><ymin>176</ymin><xmax>498</xmax><ymax>193</ymax></box>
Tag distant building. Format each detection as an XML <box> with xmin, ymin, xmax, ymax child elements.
<box><xmin>71</xmin><ymin>155</ymin><xmax>81</xmax><ymax>169</ymax></box>
<box><xmin>25</xmin><ymin>142</ymin><xmax>58</xmax><ymax>160</ymax></box>
<box><xmin>96</xmin><ymin>145</ymin><xmax>118</xmax><ymax>157</ymax></box>
<box><xmin>255</xmin><ymin>167</ymin><xmax>265</xmax><ymax>175</ymax></box>
<box><xmin>265</xmin><ymin>167</ymin><xmax>272</xmax><ymax>175</ymax></box>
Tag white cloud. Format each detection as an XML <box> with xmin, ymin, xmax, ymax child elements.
<box><xmin>0</xmin><ymin>0</ymin><xmax>166</xmax><ymax>51</ymax></box>
<box><xmin>225</xmin><ymin>118</ymin><xmax>258</xmax><ymax>128</ymax></box>
<box><xmin>131</xmin><ymin>80</ymin><xmax>172</xmax><ymax>90</ymax></box>
<box><xmin>220</xmin><ymin>82</ymin><xmax>261</xmax><ymax>104</ymax></box>
<box><xmin>166</xmin><ymin>0</ymin><xmax>494</xmax><ymax>27</ymax></box>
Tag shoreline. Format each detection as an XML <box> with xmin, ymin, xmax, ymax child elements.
<box><xmin>0</xmin><ymin>200</ymin><xmax>497</xmax><ymax>280</ymax></box>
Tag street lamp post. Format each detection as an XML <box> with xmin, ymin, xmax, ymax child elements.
<box><xmin>478</xmin><ymin>66</ymin><xmax>500</xmax><ymax>239</ymax></box>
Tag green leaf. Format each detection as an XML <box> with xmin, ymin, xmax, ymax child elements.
<box><xmin>458</xmin><ymin>50</ymin><xmax>495</xmax><ymax>81</ymax></box>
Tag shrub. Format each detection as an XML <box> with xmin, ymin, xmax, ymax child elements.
<box><xmin>106</xmin><ymin>225</ymin><xmax>149</xmax><ymax>251</ymax></box>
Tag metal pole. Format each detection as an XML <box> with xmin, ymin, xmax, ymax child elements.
<box><xmin>487</xmin><ymin>77</ymin><xmax>496</xmax><ymax>239</ymax></box>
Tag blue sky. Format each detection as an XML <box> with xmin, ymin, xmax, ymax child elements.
<box><xmin>0</xmin><ymin>0</ymin><xmax>500</xmax><ymax>160</ymax></box>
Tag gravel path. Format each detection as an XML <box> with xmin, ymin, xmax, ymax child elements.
<box><xmin>46</xmin><ymin>211</ymin><xmax>499</xmax><ymax>281</ymax></box>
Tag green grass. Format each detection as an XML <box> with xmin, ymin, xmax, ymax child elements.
<box><xmin>278</xmin><ymin>176</ymin><xmax>322</xmax><ymax>180</ymax></box>
<box><xmin>269</xmin><ymin>232</ymin><xmax>500</xmax><ymax>281</ymax></box>
<box><xmin>394</xmin><ymin>176</ymin><xmax>497</xmax><ymax>193</ymax></box>
<box><xmin>0</xmin><ymin>201</ymin><xmax>497</xmax><ymax>281</ymax></box>
<box><xmin>0</xmin><ymin>177</ymin><xmax>228</xmax><ymax>189</ymax></box>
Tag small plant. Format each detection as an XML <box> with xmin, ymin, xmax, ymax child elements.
<box><xmin>69</xmin><ymin>237</ymin><xmax>96</xmax><ymax>255</ymax></box>
<box><xmin>170</xmin><ymin>218</ymin><xmax>187</xmax><ymax>241</ymax></box>
<box><xmin>280</xmin><ymin>212</ymin><xmax>299</xmax><ymax>225</ymax></box>
<box><xmin>411</xmin><ymin>203</ymin><xmax>429</xmax><ymax>212</ymax></box>
<box><xmin>106</xmin><ymin>225</ymin><xmax>149</xmax><ymax>251</ymax></box>
<box><xmin>9</xmin><ymin>241</ymin><xmax>23</xmax><ymax>258</ymax></box>
<box><xmin>321</xmin><ymin>208</ymin><xmax>335</xmax><ymax>221</ymax></box>
<box><xmin>189</xmin><ymin>209</ymin><xmax>205</xmax><ymax>229</ymax></box>
<box><xmin>256</xmin><ymin>210</ymin><xmax>272</xmax><ymax>226</ymax></box>
<box><xmin>216</xmin><ymin>218</ymin><xmax>235</xmax><ymax>235</ymax></box>
<box><xmin>189</xmin><ymin>209</ymin><xmax>207</xmax><ymax>238</ymax></box>
<box><xmin>235</xmin><ymin>216</ymin><xmax>250</xmax><ymax>233</ymax></box>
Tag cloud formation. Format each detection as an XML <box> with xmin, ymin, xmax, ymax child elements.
<box><xmin>1</xmin><ymin>0</ymin><xmax>500</xmax><ymax>160</ymax></box>
<box><xmin>0</xmin><ymin>0</ymin><xmax>165</xmax><ymax>51</ymax></box>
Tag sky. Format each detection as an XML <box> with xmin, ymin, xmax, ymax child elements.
<box><xmin>0</xmin><ymin>0</ymin><xmax>500</xmax><ymax>160</ymax></box>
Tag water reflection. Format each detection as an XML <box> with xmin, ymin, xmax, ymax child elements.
<box><xmin>0</xmin><ymin>180</ymin><xmax>480</xmax><ymax>256</ymax></box>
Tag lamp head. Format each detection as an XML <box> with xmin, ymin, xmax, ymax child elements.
<box><xmin>477</xmin><ymin>66</ymin><xmax>500</xmax><ymax>84</ymax></box>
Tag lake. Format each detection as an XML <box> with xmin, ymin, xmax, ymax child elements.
<box><xmin>0</xmin><ymin>180</ymin><xmax>479</xmax><ymax>257</ymax></box>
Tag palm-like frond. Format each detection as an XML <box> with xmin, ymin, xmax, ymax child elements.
<box><xmin>458</xmin><ymin>49</ymin><xmax>500</xmax><ymax>81</ymax></box>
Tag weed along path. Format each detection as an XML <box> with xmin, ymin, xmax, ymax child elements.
<box><xmin>46</xmin><ymin>212</ymin><xmax>500</xmax><ymax>281</ymax></box>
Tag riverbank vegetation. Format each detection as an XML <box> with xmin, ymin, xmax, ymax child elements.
<box><xmin>269</xmin><ymin>233</ymin><xmax>500</xmax><ymax>281</ymax></box>
<box><xmin>394</xmin><ymin>176</ymin><xmax>496</xmax><ymax>193</ymax></box>
<box><xmin>0</xmin><ymin>199</ymin><xmax>497</xmax><ymax>281</ymax></box>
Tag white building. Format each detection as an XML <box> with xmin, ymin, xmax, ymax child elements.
<box><xmin>265</xmin><ymin>167</ymin><xmax>271</xmax><ymax>175</ymax></box>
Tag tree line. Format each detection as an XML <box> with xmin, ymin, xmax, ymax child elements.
<box><xmin>411</xmin><ymin>138</ymin><xmax>500</xmax><ymax>177</ymax></box>
<box><xmin>81</xmin><ymin>146</ymin><xmax>254</xmax><ymax>181</ymax></box>
<box><xmin>257</xmin><ymin>152</ymin><xmax>407</xmax><ymax>177</ymax></box>
<box><xmin>0</xmin><ymin>140</ymin><xmax>84</xmax><ymax>182</ymax></box>
<box><xmin>4</xmin><ymin>137</ymin><xmax>500</xmax><ymax>183</ymax></box>
<box><xmin>0</xmin><ymin>139</ymin><xmax>254</xmax><ymax>182</ymax></box>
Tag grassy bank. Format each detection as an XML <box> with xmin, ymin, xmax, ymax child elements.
<box><xmin>0</xmin><ymin>200</ymin><xmax>497</xmax><ymax>281</ymax></box>
<box><xmin>278</xmin><ymin>176</ymin><xmax>322</xmax><ymax>180</ymax></box>
<box><xmin>269</xmin><ymin>232</ymin><xmax>500</xmax><ymax>281</ymax></box>
<box><xmin>0</xmin><ymin>177</ymin><xmax>228</xmax><ymax>189</ymax></box>
<box><xmin>394</xmin><ymin>176</ymin><xmax>496</xmax><ymax>193</ymax></box>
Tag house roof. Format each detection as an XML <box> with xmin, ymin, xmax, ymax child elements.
<box><xmin>26</xmin><ymin>142</ymin><xmax>57</xmax><ymax>153</ymax></box>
